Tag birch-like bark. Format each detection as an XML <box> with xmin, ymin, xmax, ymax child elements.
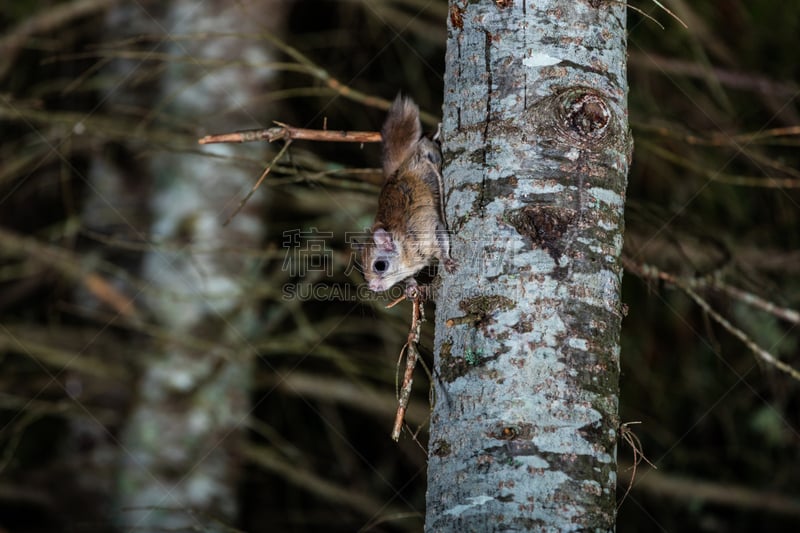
<box><xmin>114</xmin><ymin>1</ymin><xmax>289</xmax><ymax>530</ymax></box>
<box><xmin>427</xmin><ymin>1</ymin><xmax>630</xmax><ymax>531</ymax></box>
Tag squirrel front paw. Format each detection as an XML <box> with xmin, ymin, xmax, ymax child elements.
<box><xmin>404</xmin><ymin>278</ymin><xmax>422</xmax><ymax>300</ymax></box>
<box><xmin>443</xmin><ymin>257</ymin><xmax>457</xmax><ymax>274</ymax></box>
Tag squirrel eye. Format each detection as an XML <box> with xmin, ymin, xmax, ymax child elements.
<box><xmin>373</xmin><ymin>260</ymin><xmax>389</xmax><ymax>273</ymax></box>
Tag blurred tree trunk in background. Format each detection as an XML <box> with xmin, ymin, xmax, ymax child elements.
<box><xmin>427</xmin><ymin>1</ymin><xmax>630</xmax><ymax>530</ymax></box>
<box><xmin>85</xmin><ymin>1</ymin><xmax>292</xmax><ymax>530</ymax></box>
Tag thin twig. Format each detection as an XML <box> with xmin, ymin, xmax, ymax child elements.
<box><xmin>648</xmin><ymin>0</ymin><xmax>688</xmax><ymax>28</ymax></box>
<box><xmin>202</xmin><ymin>121</ymin><xmax>384</xmax><ymax>225</ymax></box>
<box><xmin>199</xmin><ymin>122</ymin><xmax>381</xmax><ymax>145</ymax></box>
<box><xmin>617</xmin><ymin>421</ymin><xmax>656</xmax><ymax>510</ymax></box>
<box><xmin>82</xmin><ymin>30</ymin><xmax>445</xmax><ymax>122</ymax></box>
<box><xmin>633</xmin><ymin>122</ymin><xmax>800</xmax><ymax>147</ymax></box>
<box><xmin>628</xmin><ymin>52</ymin><xmax>798</xmax><ymax>99</ymax></box>
<box><xmin>682</xmin><ymin>285</ymin><xmax>800</xmax><ymax>381</ymax></box>
<box><xmin>714</xmin><ymin>282</ymin><xmax>800</xmax><ymax>325</ymax></box>
<box><xmin>257</xmin><ymin>31</ymin><xmax>397</xmax><ymax>111</ymax></box>
<box><xmin>385</xmin><ymin>294</ymin><xmax>407</xmax><ymax>309</ymax></box>
<box><xmin>0</xmin><ymin>226</ymin><xmax>142</xmax><ymax>320</ymax></box>
<box><xmin>0</xmin><ymin>0</ymin><xmax>121</xmax><ymax>80</ymax></box>
<box><xmin>392</xmin><ymin>294</ymin><xmax>424</xmax><ymax>441</ymax></box>
<box><xmin>622</xmin><ymin>256</ymin><xmax>800</xmax><ymax>381</ymax></box>
<box><xmin>616</xmin><ymin>461</ymin><xmax>800</xmax><ymax>517</ymax></box>
<box><xmin>0</xmin><ymin>324</ymin><xmax>130</xmax><ymax>380</ymax></box>
<box><xmin>241</xmin><ymin>443</ymin><xmax>398</xmax><ymax>519</ymax></box>
<box><xmin>222</xmin><ymin>139</ymin><xmax>292</xmax><ymax>226</ymax></box>
<box><xmin>640</xmin><ymin>140</ymin><xmax>800</xmax><ymax>188</ymax></box>
<box><xmin>617</xmin><ymin>2</ymin><xmax>663</xmax><ymax>29</ymax></box>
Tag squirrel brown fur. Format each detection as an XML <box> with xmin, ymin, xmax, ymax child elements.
<box><xmin>361</xmin><ymin>95</ymin><xmax>455</xmax><ymax>293</ymax></box>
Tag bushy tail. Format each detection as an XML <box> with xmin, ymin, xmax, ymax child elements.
<box><xmin>381</xmin><ymin>95</ymin><xmax>422</xmax><ymax>178</ymax></box>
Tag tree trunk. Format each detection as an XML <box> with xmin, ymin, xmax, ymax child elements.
<box><xmin>114</xmin><ymin>1</ymin><xmax>290</xmax><ymax>530</ymax></box>
<box><xmin>427</xmin><ymin>1</ymin><xmax>630</xmax><ymax>531</ymax></box>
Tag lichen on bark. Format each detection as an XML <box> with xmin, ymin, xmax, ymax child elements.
<box><xmin>426</xmin><ymin>1</ymin><xmax>630</xmax><ymax>531</ymax></box>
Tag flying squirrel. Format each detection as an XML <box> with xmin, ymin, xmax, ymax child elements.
<box><xmin>361</xmin><ymin>95</ymin><xmax>456</xmax><ymax>293</ymax></box>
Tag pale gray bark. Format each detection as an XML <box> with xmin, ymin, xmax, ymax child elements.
<box><xmin>111</xmin><ymin>1</ymin><xmax>290</xmax><ymax>530</ymax></box>
<box><xmin>427</xmin><ymin>1</ymin><xmax>630</xmax><ymax>531</ymax></box>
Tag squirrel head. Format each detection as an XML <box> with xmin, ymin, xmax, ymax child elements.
<box><xmin>360</xmin><ymin>227</ymin><xmax>414</xmax><ymax>292</ymax></box>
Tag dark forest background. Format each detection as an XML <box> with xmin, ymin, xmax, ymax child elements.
<box><xmin>1</xmin><ymin>1</ymin><xmax>799</xmax><ymax>532</ymax></box>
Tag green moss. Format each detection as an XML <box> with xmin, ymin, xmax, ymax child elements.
<box><xmin>464</xmin><ymin>348</ymin><xmax>483</xmax><ymax>365</ymax></box>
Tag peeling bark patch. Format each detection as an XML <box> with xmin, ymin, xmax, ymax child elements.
<box><xmin>449</xmin><ymin>4</ymin><xmax>464</xmax><ymax>30</ymax></box>
<box><xmin>511</xmin><ymin>315</ymin><xmax>533</xmax><ymax>334</ymax></box>
<box><xmin>459</xmin><ymin>295</ymin><xmax>515</xmax><ymax>323</ymax></box>
<box><xmin>443</xmin><ymin>495</ymin><xmax>495</xmax><ymax>517</ymax></box>
<box><xmin>570</xmin><ymin>348</ymin><xmax>617</xmax><ymax>395</ymax></box>
<box><xmin>537</xmin><ymin>450</ymin><xmax>604</xmax><ymax>478</ymax></box>
<box><xmin>438</xmin><ymin>341</ymin><xmax>466</xmax><ymax>383</ymax></box>
<box><xmin>577</xmin><ymin>419</ymin><xmax>609</xmax><ymax>452</ymax></box>
<box><xmin>509</xmin><ymin>206</ymin><xmax>575</xmax><ymax>261</ymax></box>
<box><xmin>441</xmin><ymin>339</ymin><xmax>453</xmax><ymax>359</ymax></box>
<box><xmin>464</xmin><ymin>148</ymin><xmax>486</xmax><ymax>165</ymax></box>
<box><xmin>440</xmin><ymin>357</ymin><xmax>471</xmax><ymax>383</ymax></box>
<box><xmin>439</xmin><ymin>340</ymin><xmax>487</xmax><ymax>382</ymax></box>
<box><xmin>485</xmin><ymin>176</ymin><xmax>518</xmax><ymax>199</ymax></box>
<box><xmin>489</xmin><ymin>422</ymin><xmax>532</xmax><ymax>441</ymax></box>
<box><xmin>483</xmin><ymin>441</ymin><xmax>539</xmax><ymax>467</ymax></box>
<box><xmin>524</xmin><ymin>52</ymin><xmax>562</xmax><ymax>67</ymax></box>
<box><xmin>432</xmin><ymin>439</ymin><xmax>452</xmax><ymax>457</ymax></box>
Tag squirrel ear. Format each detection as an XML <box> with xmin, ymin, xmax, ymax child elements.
<box><xmin>373</xmin><ymin>228</ymin><xmax>395</xmax><ymax>252</ymax></box>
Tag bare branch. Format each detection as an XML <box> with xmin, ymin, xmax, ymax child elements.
<box><xmin>199</xmin><ymin>123</ymin><xmax>382</xmax><ymax>146</ymax></box>
<box><xmin>0</xmin><ymin>0</ymin><xmax>122</xmax><ymax>80</ymax></box>
<box><xmin>222</xmin><ymin>139</ymin><xmax>293</xmax><ymax>226</ymax></box>
<box><xmin>618</xmin><ymin>462</ymin><xmax>800</xmax><ymax>517</ymax></box>
<box><xmin>715</xmin><ymin>282</ymin><xmax>800</xmax><ymax>325</ymax></box>
<box><xmin>617</xmin><ymin>421</ymin><xmax>656</xmax><ymax>510</ymax></box>
<box><xmin>0</xmin><ymin>227</ymin><xmax>141</xmax><ymax>320</ymax></box>
<box><xmin>241</xmin><ymin>442</ymin><xmax>408</xmax><ymax>520</ymax></box>
<box><xmin>392</xmin><ymin>293</ymin><xmax>425</xmax><ymax>441</ymax></box>
<box><xmin>622</xmin><ymin>256</ymin><xmax>800</xmax><ymax>381</ymax></box>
